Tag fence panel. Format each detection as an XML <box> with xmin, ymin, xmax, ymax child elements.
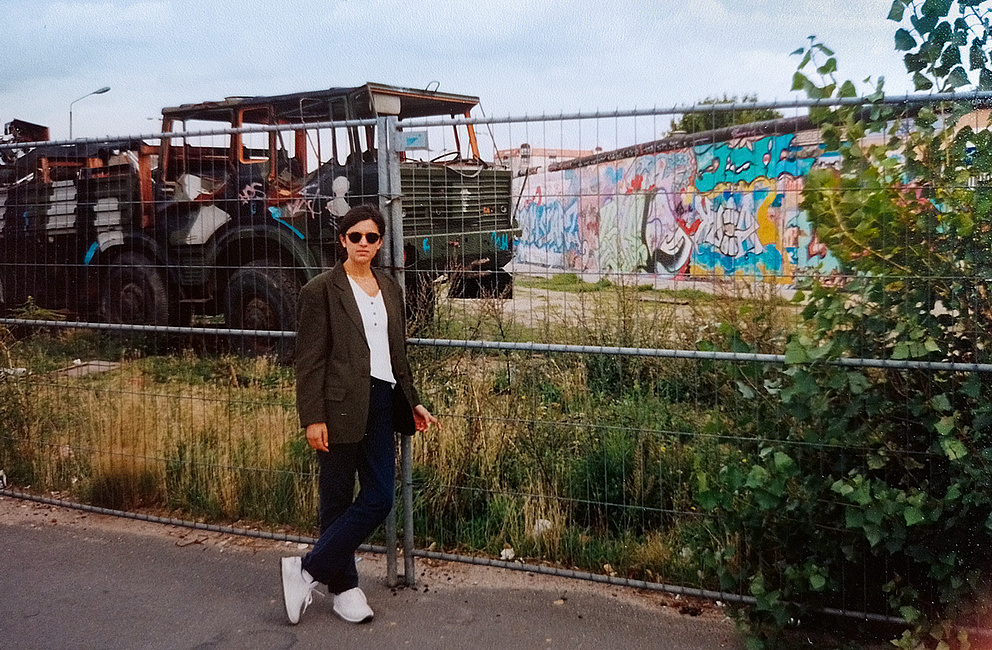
<box><xmin>2</xmin><ymin>91</ymin><xmax>991</xmax><ymax>638</ymax></box>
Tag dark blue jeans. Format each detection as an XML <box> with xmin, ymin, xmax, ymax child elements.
<box><xmin>302</xmin><ymin>377</ymin><xmax>395</xmax><ymax>594</ymax></box>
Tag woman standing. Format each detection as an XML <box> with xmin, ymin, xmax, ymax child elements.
<box><xmin>282</xmin><ymin>204</ymin><xmax>438</xmax><ymax>625</ymax></box>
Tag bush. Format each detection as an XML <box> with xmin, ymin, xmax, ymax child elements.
<box><xmin>699</xmin><ymin>22</ymin><xmax>992</xmax><ymax>648</ymax></box>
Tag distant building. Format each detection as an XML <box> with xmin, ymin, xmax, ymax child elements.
<box><xmin>497</xmin><ymin>145</ymin><xmax>597</xmax><ymax>177</ymax></box>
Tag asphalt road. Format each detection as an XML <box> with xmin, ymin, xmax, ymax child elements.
<box><xmin>0</xmin><ymin>495</ymin><xmax>743</xmax><ymax>649</ymax></box>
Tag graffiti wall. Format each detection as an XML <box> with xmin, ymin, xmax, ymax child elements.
<box><xmin>512</xmin><ymin>130</ymin><xmax>842</xmax><ymax>284</ymax></box>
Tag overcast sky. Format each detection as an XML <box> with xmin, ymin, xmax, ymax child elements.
<box><xmin>1</xmin><ymin>0</ymin><xmax>915</xmax><ymax>141</ymax></box>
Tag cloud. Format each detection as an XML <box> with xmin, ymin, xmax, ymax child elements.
<box><xmin>41</xmin><ymin>1</ymin><xmax>172</xmax><ymax>31</ymax></box>
<box><xmin>0</xmin><ymin>0</ymin><xmax>927</xmax><ymax>139</ymax></box>
<box><xmin>0</xmin><ymin>1</ymin><xmax>174</xmax><ymax>91</ymax></box>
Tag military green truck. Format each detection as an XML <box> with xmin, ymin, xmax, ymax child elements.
<box><xmin>0</xmin><ymin>83</ymin><xmax>515</xmax><ymax>348</ymax></box>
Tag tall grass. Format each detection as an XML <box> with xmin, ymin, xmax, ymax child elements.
<box><xmin>0</xmin><ymin>333</ymin><xmax>317</xmax><ymax>528</ymax></box>
<box><xmin>0</xmin><ymin>275</ymin><xmax>797</xmax><ymax>586</ymax></box>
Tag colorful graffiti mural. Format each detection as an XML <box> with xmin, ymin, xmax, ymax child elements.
<box><xmin>512</xmin><ymin>129</ymin><xmax>843</xmax><ymax>284</ymax></box>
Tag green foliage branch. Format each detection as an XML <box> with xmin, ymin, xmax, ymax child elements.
<box><xmin>670</xmin><ymin>94</ymin><xmax>783</xmax><ymax>135</ymax></box>
<box><xmin>696</xmin><ymin>3</ymin><xmax>992</xmax><ymax>648</ymax></box>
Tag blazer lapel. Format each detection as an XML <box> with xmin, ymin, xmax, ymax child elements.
<box><xmin>375</xmin><ymin>269</ymin><xmax>404</xmax><ymax>346</ymax></box>
<box><xmin>330</xmin><ymin>265</ymin><xmax>368</xmax><ymax>347</ymax></box>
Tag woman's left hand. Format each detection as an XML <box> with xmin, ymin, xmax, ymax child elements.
<box><xmin>413</xmin><ymin>404</ymin><xmax>440</xmax><ymax>432</ymax></box>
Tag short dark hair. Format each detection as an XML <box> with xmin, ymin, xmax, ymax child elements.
<box><xmin>338</xmin><ymin>204</ymin><xmax>386</xmax><ymax>237</ymax></box>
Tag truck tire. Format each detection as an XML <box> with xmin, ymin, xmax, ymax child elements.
<box><xmin>224</xmin><ymin>259</ymin><xmax>299</xmax><ymax>358</ymax></box>
<box><xmin>101</xmin><ymin>251</ymin><xmax>170</xmax><ymax>326</ymax></box>
<box><xmin>455</xmin><ymin>270</ymin><xmax>514</xmax><ymax>300</ymax></box>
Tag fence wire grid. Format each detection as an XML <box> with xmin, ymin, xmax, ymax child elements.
<box><xmin>1</xmin><ymin>89</ymin><xmax>990</xmax><ymax>636</ymax></box>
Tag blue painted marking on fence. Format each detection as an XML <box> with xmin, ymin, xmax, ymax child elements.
<box><xmin>83</xmin><ymin>242</ymin><xmax>99</xmax><ymax>265</ymax></box>
<box><xmin>268</xmin><ymin>207</ymin><xmax>305</xmax><ymax>240</ymax></box>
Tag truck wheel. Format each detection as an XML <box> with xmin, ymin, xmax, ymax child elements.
<box><xmin>224</xmin><ymin>259</ymin><xmax>299</xmax><ymax>358</ymax></box>
<box><xmin>101</xmin><ymin>251</ymin><xmax>170</xmax><ymax>326</ymax></box>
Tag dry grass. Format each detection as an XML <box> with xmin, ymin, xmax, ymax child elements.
<box><xmin>0</xmin><ymin>277</ymin><xmax>798</xmax><ymax>580</ymax></box>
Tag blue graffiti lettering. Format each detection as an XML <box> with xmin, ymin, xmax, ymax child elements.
<box><xmin>695</xmin><ymin>134</ymin><xmax>816</xmax><ymax>193</ymax></box>
<box><xmin>491</xmin><ymin>232</ymin><xmax>510</xmax><ymax>251</ymax></box>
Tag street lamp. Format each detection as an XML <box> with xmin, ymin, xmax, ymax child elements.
<box><xmin>69</xmin><ymin>86</ymin><xmax>111</xmax><ymax>139</ymax></box>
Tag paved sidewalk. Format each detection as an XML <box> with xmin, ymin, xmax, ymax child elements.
<box><xmin>0</xmin><ymin>495</ymin><xmax>743</xmax><ymax>649</ymax></box>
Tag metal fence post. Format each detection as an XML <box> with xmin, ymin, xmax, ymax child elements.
<box><xmin>377</xmin><ymin>115</ymin><xmax>411</xmax><ymax>587</ymax></box>
<box><xmin>401</xmin><ymin>433</ymin><xmax>415</xmax><ymax>587</ymax></box>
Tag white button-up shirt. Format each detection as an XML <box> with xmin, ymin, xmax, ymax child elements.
<box><xmin>347</xmin><ymin>275</ymin><xmax>396</xmax><ymax>385</ymax></box>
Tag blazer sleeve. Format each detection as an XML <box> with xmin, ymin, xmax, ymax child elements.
<box><xmin>295</xmin><ymin>278</ymin><xmax>329</xmax><ymax>428</ymax></box>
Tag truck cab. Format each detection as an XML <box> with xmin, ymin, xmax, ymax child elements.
<box><xmin>155</xmin><ymin>83</ymin><xmax>514</xmax><ymax>340</ymax></box>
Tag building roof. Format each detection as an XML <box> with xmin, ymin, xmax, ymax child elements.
<box><xmin>161</xmin><ymin>82</ymin><xmax>480</xmax><ymax>124</ymax></box>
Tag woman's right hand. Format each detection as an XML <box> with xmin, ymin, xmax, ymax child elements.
<box><xmin>305</xmin><ymin>422</ymin><xmax>329</xmax><ymax>452</ymax></box>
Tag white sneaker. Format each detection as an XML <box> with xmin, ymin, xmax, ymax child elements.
<box><xmin>333</xmin><ymin>587</ymin><xmax>374</xmax><ymax>623</ymax></box>
<box><xmin>281</xmin><ymin>557</ymin><xmax>319</xmax><ymax>625</ymax></box>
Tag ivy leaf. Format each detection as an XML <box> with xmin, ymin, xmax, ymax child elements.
<box><xmin>946</xmin><ymin>66</ymin><xmax>970</xmax><ymax>88</ymax></box>
<box><xmin>914</xmin><ymin>72</ymin><xmax>935</xmax><ymax>90</ymax></box>
<box><xmin>848</xmin><ymin>372</ymin><xmax>870</xmax><ymax>395</ymax></box>
<box><xmin>921</xmin><ymin>0</ymin><xmax>952</xmax><ymax>18</ymax></box>
<box><xmin>945</xmin><ymin>483</ymin><xmax>961</xmax><ymax>501</ymax></box>
<box><xmin>773</xmin><ymin>452</ymin><xmax>795</xmax><ymax>473</ymax></box>
<box><xmin>792</xmin><ymin>71</ymin><xmax>813</xmax><ymax>93</ymax></box>
<box><xmin>864</xmin><ymin>523</ymin><xmax>884</xmax><ymax>547</ymax></box>
<box><xmin>832</xmin><ymin>479</ymin><xmax>854</xmax><ymax>496</ymax></box>
<box><xmin>904</xmin><ymin>505</ymin><xmax>925</xmax><ymax>526</ymax></box>
<box><xmin>900</xmin><ymin>606</ymin><xmax>922</xmax><ymax>623</ymax></box>
<box><xmin>980</xmin><ymin>68</ymin><xmax>992</xmax><ymax>90</ymax></box>
<box><xmin>940</xmin><ymin>437</ymin><xmax>968</xmax><ymax>460</ymax></box>
<box><xmin>698</xmin><ymin>489</ymin><xmax>721</xmax><ymax>511</ymax></box>
<box><xmin>845</xmin><ymin>507</ymin><xmax>865</xmax><ymax>528</ymax></box>
<box><xmin>930</xmin><ymin>394</ymin><xmax>952</xmax><ymax>412</ymax></box>
<box><xmin>939</xmin><ymin>43</ymin><xmax>962</xmax><ymax>70</ymax></box>
<box><xmin>935</xmin><ymin>416</ymin><xmax>955</xmax><ymax>436</ymax></box>
<box><xmin>888</xmin><ymin>0</ymin><xmax>905</xmax><ymax>21</ymax></box>
<box><xmin>911</xmin><ymin>11</ymin><xmax>939</xmax><ymax>36</ymax></box>
<box><xmin>817</xmin><ymin>57</ymin><xmax>838</xmax><ymax>76</ymax></box>
<box><xmin>810</xmin><ymin>574</ymin><xmax>827</xmax><ymax>591</ymax></box>
<box><xmin>745</xmin><ymin>465</ymin><xmax>770</xmax><ymax>490</ymax></box>
<box><xmin>905</xmin><ymin>51</ymin><xmax>927</xmax><ymax>72</ymax></box>
<box><xmin>784</xmin><ymin>340</ymin><xmax>809</xmax><ymax>364</ymax></box>
<box><xmin>895</xmin><ymin>28</ymin><xmax>917</xmax><ymax>51</ymax></box>
<box><xmin>970</xmin><ymin>42</ymin><xmax>986</xmax><ymax>70</ymax></box>
<box><xmin>851</xmin><ymin>481</ymin><xmax>872</xmax><ymax>506</ymax></box>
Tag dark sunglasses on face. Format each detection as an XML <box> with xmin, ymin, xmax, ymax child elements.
<box><xmin>346</xmin><ymin>231</ymin><xmax>380</xmax><ymax>244</ymax></box>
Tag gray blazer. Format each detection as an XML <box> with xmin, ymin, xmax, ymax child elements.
<box><xmin>295</xmin><ymin>263</ymin><xmax>420</xmax><ymax>443</ymax></box>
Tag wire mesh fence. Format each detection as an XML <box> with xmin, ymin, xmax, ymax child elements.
<box><xmin>1</xmin><ymin>87</ymin><xmax>990</xmax><ymax>638</ymax></box>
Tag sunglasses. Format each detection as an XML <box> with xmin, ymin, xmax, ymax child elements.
<box><xmin>345</xmin><ymin>231</ymin><xmax>381</xmax><ymax>244</ymax></box>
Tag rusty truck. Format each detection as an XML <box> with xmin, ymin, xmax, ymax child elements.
<box><xmin>0</xmin><ymin>83</ymin><xmax>515</xmax><ymax>348</ymax></box>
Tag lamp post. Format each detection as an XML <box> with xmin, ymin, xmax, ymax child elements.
<box><xmin>69</xmin><ymin>86</ymin><xmax>111</xmax><ymax>139</ymax></box>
